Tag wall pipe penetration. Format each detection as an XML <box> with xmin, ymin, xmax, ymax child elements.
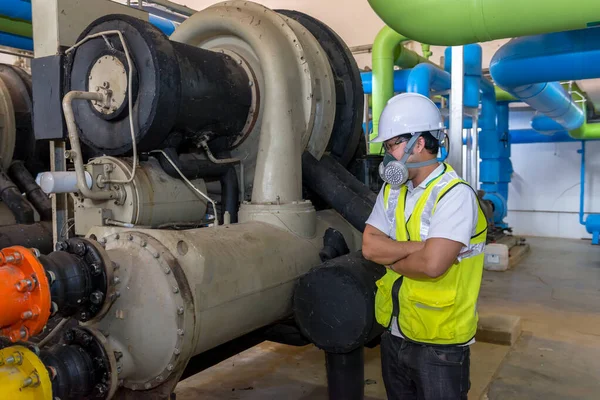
<box><xmin>0</xmin><ymin>0</ymin><xmax>179</xmax><ymax>50</ymax></box>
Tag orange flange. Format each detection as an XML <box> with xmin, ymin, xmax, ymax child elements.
<box><xmin>0</xmin><ymin>246</ymin><xmax>51</xmax><ymax>342</ymax></box>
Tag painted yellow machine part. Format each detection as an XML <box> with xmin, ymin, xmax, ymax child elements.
<box><xmin>0</xmin><ymin>345</ymin><xmax>52</xmax><ymax>400</ymax></box>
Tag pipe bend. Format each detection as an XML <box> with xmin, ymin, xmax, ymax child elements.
<box><xmin>406</xmin><ymin>63</ymin><xmax>450</xmax><ymax>96</ymax></box>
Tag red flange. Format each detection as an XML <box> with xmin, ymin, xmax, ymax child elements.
<box><xmin>0</xmin><ymin>246</ymin><xmax>51</xmax><ymax>342</ymax></box>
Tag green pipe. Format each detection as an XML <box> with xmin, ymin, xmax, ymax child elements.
<box><xmin>368</xmin><ymin>0</ymin><xmax>600</xmax><ymax>46</ymax></box>
<box><xmin>569</xmin><ymin>90</ymin><xmax>600</xmax><ymax>139</ymax></box>
<box><xmin>495</xmin><ymin>86</ymin><xmax>517</xmax><ymax>102</ymax></box>
<box><xmin>370</xmin><ymin>25</ymin><xmax>435</xmax><ymax>153</ymax></box>
<box><xmin>0</xmin><ymin>16</ymin><xmax>32</xmax><ymax>39</ymax></box>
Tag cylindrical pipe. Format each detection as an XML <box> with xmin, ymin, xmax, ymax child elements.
<box><xmin>368</xmin><ymin>0</ymin><xmax>600</xmax><ymax>46</ymax></box>
<box><xmin>361</xmin><ymin>70</ymin><xmax>410</xmax><ymax>95</ymax></box>
<box><xmin>62</xmin><ymin>91</ymin><xmax>118</xmax><ymax>201</ymax></box>
<box><xmin>302</xmin><ymin>152</ymin><xmax>373</xmax><ymax>233</ymax></box>
<box><xmin>35</xmin><ymin>171</ymin><xmax>93</xmax><ymax>194</ymax></box>
<box><xmin>0</xmin><ymin>31</ymin><xmax>32</xmax><ymax>51</ymax></box>
<box><xmin>0</xmin><ymin>222</ymin><xmax>53</xmax><ymax>254</ymax></box>
<box><xmin>221</xmin><ymin>167</ymin><xmax>239</xmax><ymax>224</ymax></box>
<box><xmin>8</xmin><ymin>161</ymin><xmax>52</xmax><ymax>221</ymax></box>
<box><xmin>0</xmin><ymin>0</ymin><xmax>33</xmax><ymax>21</ymax></box>
<box><xmin>0</xmin><ymin>165</ymin><xmax>35</xmax><ymax>224</ymax></box>
<box><xmin>148</xmin><ymin>14</ymin><xmax>178</xmax><ymax>36</ymax></box>
<box><xmin>325</xmin><ymin>347</ymin><xmax>365</xmax><ymax>400</ymax></box>
<box><xmin>0</xmin><ymin>17</ymin><xmax>32</xmax><ymax>38</ymax></box>
<box><xmin>406</xmin><ymin>63</ymin><xmax>451</xmax><ymax>97</ymax></box>
<box><xmin>317</xmin><ymin>155</ymin><xmax>377</xmax><ymax>205</ymax></box>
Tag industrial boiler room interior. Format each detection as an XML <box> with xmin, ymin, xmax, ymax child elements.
<box><xmin>0</xmin><ymin>0</ymin><xmax>599</xmax><ymax>399</ymax></box>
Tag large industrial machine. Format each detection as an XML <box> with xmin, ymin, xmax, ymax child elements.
<box><xmin>0</xmin><ymin>1</ymin><xmax>377</xmax><ymax>399</ymax></box>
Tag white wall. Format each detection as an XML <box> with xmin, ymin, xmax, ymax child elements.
<box><xmin>176</xmin><ymin>1</ymin><xmax>599</xmax><ymax>240</ymax></box>
<box><xmin>507</xmin><ymin>141</ymin><xmax>600</xmax><ymax>240</ymax></box>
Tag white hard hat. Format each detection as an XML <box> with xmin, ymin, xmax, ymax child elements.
<box><xmin>371</xmin><ymin>92</ymin><xmax>445</xmax><ymax>143</ymax></box>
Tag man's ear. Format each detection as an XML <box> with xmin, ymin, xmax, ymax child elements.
<box><xmin>414</xmin><ymin>136</ymin><xmax>426</xmax><ymax>154</ymax></box>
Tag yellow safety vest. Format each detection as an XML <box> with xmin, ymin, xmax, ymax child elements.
<box><xmin>374</xmin><ymin>163</ymin><xmax>488</xmax><ymax>345</ymax></box>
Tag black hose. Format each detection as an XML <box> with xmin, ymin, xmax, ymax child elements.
<box><xmin>302</xmin><ymin>151</ymin><xmax>373</xmax><ymax>233</ymax></box>
<box><xmin>155</xmin><ymin>149</ymin><xmax>239</xmax><ymax>223</ymax></box>
<box><xmin>0</xmin><ymin>221</ymin><xmax>53</xmax><ymax>253</ymax></box>
<box><xmin>0</xmin><ymin>165</ymin><xmax>35</xmax><ymax>224</ymax></box>
<box><xmin>8</xmin><ymin>160</ymin><xmax>52</xmax><ymax>221</ymax></box>
<box><xmin>318</xmin><ymin>154</ymin><xmax>377</xmax><ymax>204</ymax></box>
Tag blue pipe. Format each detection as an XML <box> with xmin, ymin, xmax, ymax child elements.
<box><xmin>0</xmin><ymin>0</ymin><xmax>31</xmax><ymax>22</ymax></box>
<box><xmin>361</xmin><ymin>70</ymin><xmax>410</xmax><ymax>95</ymax></box>
<box><xmin>149</xmin><ymin>14</ymin><xmax>178</xmax><ymax>37</ymax></box>
<box><xmin>406</xmin><ymin>63</ymin><xmax>450</xmax><ymax>96</ymax></box>
<box><xmin>579</xmin><ymin>141</ymin><xmax>586</xmax><ymax>225</ymax></box>
<box><xmin>509</xmin><ymin>129</ymin><xmax>579</xmax><ymax>144</ymax></box>
<box><xmin>531</xmin><ymin>114</ymin><xmax>567</xmax><ymax>134</ymax></box>
<box><xmin>490</xmin><ymin>27</ymin><xmax>600</xmax><ymax>132</ymax></box>
<box><xmin>0</xmin><ymin>31</ymin><xmax>32</xmax><ymax>51</ymax></box>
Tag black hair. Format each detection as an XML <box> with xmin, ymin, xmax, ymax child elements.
<box><xmin>398</xmin><ymin>131</ymin><xmax>439</xmax><ymax>155</ymax></box>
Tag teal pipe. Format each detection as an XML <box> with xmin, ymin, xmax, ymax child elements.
<box><xmin>368</xmin><ymin>0</ymin><xmax>600</xmax><ymax>46</ymax></box>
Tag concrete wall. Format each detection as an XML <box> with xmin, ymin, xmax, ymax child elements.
<box><xmin>179</xmin><ymin>1</ymin><xmax>598</xmax><ymax>240</ymax></box>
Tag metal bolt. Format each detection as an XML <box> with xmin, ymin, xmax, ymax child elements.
<box><xmin>22</xmin><ymin>373</ymin><xmax>40</xmax><ymax>388</ymax></box>
<box><xmin>100</xmin><ymin>238</ymin><xmax>107</xmax><ymax>245</ymax></box>
<box><xmin>153</xmin><ymin>252</ymin><xmax>160</xmax><ymax>259</ymax></box>
<box><xmin>114</xmin><ymin>276</ymin><xmax>121</xmax><ymax>284</ymax></box>
<box><xmin>128</xmin><ymin>234</ymin><xmax>133</xmax><ymax>241</ymax></box>
<box><xmin>112</xmin><ymin>261</ymin><xmax>120</xmax><ymax>270</ymax></box>
<box><xmin>177</xmin><ymin>307</ymin><xmax>184</xmax><ymax>315</ymax></box>
<box><xmin>15</xmin><ymin>279</ymin><xmax>33</xmax><ymax>292</ymax></box>
<box><xmin>30</xmin><ymin>248</ymin><xmax>41</xmax><ymax>257</ymax></box>
<box><xmin>177</xmin><ymin>329</ymin><xmax>184</xmax><ymax>336</ymax></box>
<box><xmin>172</xmin><ymin>286</ymin><xmax>179</xmax><ymax>294</ymax></box>
<box><xmin>6</xmin><ymin>352</ymin><xmax>23</xmax><ymax>365</ymax></box>
<box><xmin>145</xmin><ymin>383</ymin><xmax>151</xmax><ymax>389</ymax></box>
<box><xmin>117</xmin><ymin>365</ymin><xmax>122</xmax><ymax>374</ymax></box>
<box><xmin>164</xmin><ymin>268</ymin><xmax>171</xmax><ymax>275</ymax></box>
<box><xmin>95</xmin><ymin>384</ymin><xmax>107</xmax><ymax>395</ymax></box>
<box><xmin>21</xmin><ymin>310</ymin><xmax>33</xmax><ymax>320</ymax></box>
<box><xmin>55</xmin><ymin>241</ymin><xmax>68</xmax><ymax>251</ymax></box>
<box><xmin>19</xmin><ymin>328</ymin><xmax>27</xmax><ymax>338</ymax></box>
<box><xmin>47</xmin><ymin>270</ymin><xmax>56</xmax><ymax>284</ymax></box>
<box><xmin>141</xmin><ymin>241</ymin><xmax>147</xmax><ymax>247</ymax></box>
<box><xmin>80</xmin><ymin>311</ymin><xmax>89</xmax><ymax>321</ymax></box>
<box><xmin>90</xmin><ymin>291</ymin><xmax>104</xmax><ymax>305</ymax></box>
<box><xmin>249</xmin><ymin>81</ymin><xmax>254</xmax><ymax>87</ymax></box>
<box><xmin>238</xmin><ymin>59</ymin><xmax>243</xmax><ymax>65</ymax></box>
<box><xmin>110</xmin><ymin>291</ymin><xmax>121</xmax><ymax>301</ymax></box>
<box><xmin>90</xmin><ymin>263</ymin><xmax>102</xmax><ymax>276</ymax></box>
<box><xmin>74</xmin><ymin>242</ymin><xmax>86</xmax><ymax>256</ymax></box>
<box><xmin>173</xmin><ymin>348</ymin><xmax>181</xmax><ymax>355</ymax></box>
<box><xmin>167</xmin><ymin>364</ymin><xmax>174</xmax><ymax>371</ymax></box>
<box><xmin>114</xmin><ymin>351</ymin><xmax>123</xmax><ymax>361</ymax></box>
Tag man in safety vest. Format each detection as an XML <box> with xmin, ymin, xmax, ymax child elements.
<box><xmin>362</xmin><ymin>92</ymin><xmax>487</xmax><ymax>400</ymax></box>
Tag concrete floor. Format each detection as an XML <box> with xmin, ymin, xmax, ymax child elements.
<box><xmin>175</xmin><ymin>237</ymin><xmax>600</xmax><ymax>400</ymax></box>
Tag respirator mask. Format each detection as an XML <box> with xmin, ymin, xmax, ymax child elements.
<box><xmin>378</xmin><ymin>132</ymin><xmax>441</xmax><ymax>188</ymax></box>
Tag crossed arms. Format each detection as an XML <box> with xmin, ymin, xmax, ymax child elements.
<box><xmin>362</xmin><ymin>224</ymin><xmax>464</xmax><ymax>279</ymax></box>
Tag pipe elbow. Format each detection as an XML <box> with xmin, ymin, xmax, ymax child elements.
<box><xmin>406</xmin><ymin>63</ymin><xmax>450</xmax><ymax>97</ymax></box>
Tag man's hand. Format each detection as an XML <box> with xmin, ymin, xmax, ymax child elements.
<box><xmin>389</xmin><ymin>238</ymin><xmax>464</xmax><ymax>279</ymax></box>
<box><xmin>362</xmin><ymin>224</ymin><xmax>425</xmax><ymax>266</ymax></box>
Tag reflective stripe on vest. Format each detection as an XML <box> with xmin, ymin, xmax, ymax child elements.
<box><xmin>375</xmin><ymin>163</ymin><xmax>488</xmax><ymax>345</ymax></box>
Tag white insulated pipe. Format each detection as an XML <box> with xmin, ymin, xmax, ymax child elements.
<box><xmin>171</xmin><ymin>1</ymin><xmax>315</xmax><ymax>204</ymax></box>
<box><xmin>36</xmin><ymin>171</ymin><xmax>93</xmax><ymax>194</ymax></box>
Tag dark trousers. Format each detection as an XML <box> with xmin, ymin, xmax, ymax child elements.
<box><xmin>380</xmin><ymin>331</ymin><xmax>470</xmax><ymax>400</ymax></box>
